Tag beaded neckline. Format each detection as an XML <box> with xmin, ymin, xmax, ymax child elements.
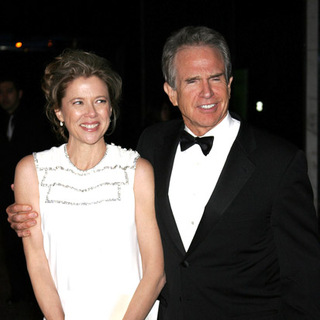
<box><xmin>63</xmin><ymin>143</ymin><xmax>108</xmax><ymax>172</ymax></box>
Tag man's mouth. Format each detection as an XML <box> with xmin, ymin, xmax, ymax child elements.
<box><xmin>200</xmin><ymin>103</ymin><xmax>216</xmax><ymax>109</ymax></box>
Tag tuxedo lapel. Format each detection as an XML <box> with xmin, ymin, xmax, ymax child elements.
<box><xmin>155</xmin><ymin>122</ymin><xmax>186</xmax><ymax>255</ymax></box>
<box><xmin>187</xmin><ymin>123</ymin><xmax>256</xmax><ymax>253</ymax></box>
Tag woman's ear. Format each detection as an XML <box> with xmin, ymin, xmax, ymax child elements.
<box><xmin>55</xmin><ymin>108</ymin><xmax>64</xmax><ymax>122</ymax></box>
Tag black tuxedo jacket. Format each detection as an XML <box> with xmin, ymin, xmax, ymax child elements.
<box><xmin>137</xmin><ymin>117</ymin><xmax>320</xmax><ymax>320</ymax></box>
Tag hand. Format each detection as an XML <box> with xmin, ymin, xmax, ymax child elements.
<box><xmin>6</xmin><ymin>203</ymin><xmax>38</xmax><ymax>237</ymax></box>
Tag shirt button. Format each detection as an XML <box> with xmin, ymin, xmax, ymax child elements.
<box><xmin>181</xmin><ymin>260</ymin><xmax>190</xmax><ymax>268</ymax></box>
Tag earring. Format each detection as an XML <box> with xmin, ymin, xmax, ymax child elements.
<box><xmin>60</xmin><ymin>121</ymin><xmax>64</xmax><ymax>127</ymax></box>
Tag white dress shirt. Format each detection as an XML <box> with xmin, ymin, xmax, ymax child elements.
<box><xmin>168</xmin><ymin>112</ymin><xmax>240</xmax><ymax>250</ymax></box>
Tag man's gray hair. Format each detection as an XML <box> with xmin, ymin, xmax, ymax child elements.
<box><xmin>162</xmin><ymin>26</ymin><xmax>232</xmax><ymax>89</ymax></box>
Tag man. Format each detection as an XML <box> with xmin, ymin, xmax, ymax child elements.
<box><xmin>6</xmin><ymin>26</ymin><xmax>320</xmax><ymax>319</ymax></box>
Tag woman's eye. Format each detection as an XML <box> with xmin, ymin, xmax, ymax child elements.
<box><xmin>73</xmin><ymin>100</ymin><xmax>83</xmax><ymax>105</ymax></box>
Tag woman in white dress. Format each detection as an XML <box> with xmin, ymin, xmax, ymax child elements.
<box><xmin>13</xmin><ymin>50</ymin><xmax>165</xmax><ymax>320</ymax></box>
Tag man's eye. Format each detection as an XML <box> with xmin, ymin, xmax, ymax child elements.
<box><xmin>186</xmin><ymin>79</ymin><xmax>197</xmax><ymax>84</ymax></box>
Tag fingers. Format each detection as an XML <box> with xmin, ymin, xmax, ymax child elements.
<box><xmin>9</xmin><ymin>215</ymin><xmax>37</xmax><ymax>227</ymax></box>
<box><xmin>10</xmin><ymin>219</ymin><xmax>37</xmax><ymax>237</ymax></box>
<box><xmin>9</xmin><ymin>218</ymin><xmax>37</xmax><ymax>238</ymax></box>
<box><xmin>6</xmin><ymin>203</ymin><xmax>37</xmax><ymax>238</ymax></box>
<box><xmin>16</xmin><ymin>229</ymin><xmax>32</xmax><ymax>238</ymax></box>
<box><xmin>8</xmin><ymin>211</ymin><xmax>37</xmax><ymax>223</ymax></box>
<box><xmin>6</xmin><ymin>203</ymin><xmax>32</xmax><ymax>216</ymax></box>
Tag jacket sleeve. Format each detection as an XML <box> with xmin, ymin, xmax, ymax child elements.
<box><xmin>136</xmin><ymin>127</ymin><xmax>154</xmax><ymax>162</ymax></box>
<box><xmin>271</xmin><ymin>149</ymin><xmax>320</xmax><ymax>319</ymax></box>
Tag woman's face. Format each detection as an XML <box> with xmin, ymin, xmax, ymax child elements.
<box><xmin>56</xmin><ymin>76</ymin><xmax>112</xmax><ymax>146</ymax></box>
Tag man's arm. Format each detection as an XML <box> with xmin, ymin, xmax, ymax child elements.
<box><xmin>272</xmin><ymin>150</ymin><xmax>320</xmax><ymax>318</ymax></box>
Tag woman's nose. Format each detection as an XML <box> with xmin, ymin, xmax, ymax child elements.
<box><xmin>86</xmin><ymin>103</ymin><xmax>97</xmax><ymax>116</ymax></box>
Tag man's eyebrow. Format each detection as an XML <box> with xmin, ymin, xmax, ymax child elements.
<box><xmin>184</xmin><ymin>72</ymin><xmax>225</xmax><ymax>83</ymax></box>
<box><xmin>185</xmin><ymin>76</ymin><xmax>200</xmax><ymax>82</ymax></box>
<box><xmin>209</xmin><ymin>72</ymin><xmax>224</xmax><ymax>78</ymax></box>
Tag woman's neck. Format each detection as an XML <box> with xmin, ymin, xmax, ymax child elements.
<box><xmin>66</xmin><ymin>140</ymin><xmax>107</xmax><ymax>171</ymax></box>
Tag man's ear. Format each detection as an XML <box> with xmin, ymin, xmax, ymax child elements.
<box><xmin>163</xmin><ymin>82</ymin><xmax>178</xmax><ymax>106</ymax></box>
<box><xmin>227</xmin><ymin>76</ymin><xmax>233</xmax><ymax>98</ymax></box>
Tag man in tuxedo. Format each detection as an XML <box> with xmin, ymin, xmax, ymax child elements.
<box><xmin>138</xmin><ymin>26</ymin><xmax>320</xmax><ymax>319</ymax></box>
<box><xmin>6</xmin><ymin>26</ymin><xmax>320</xmax><ymax>319</ymax></box>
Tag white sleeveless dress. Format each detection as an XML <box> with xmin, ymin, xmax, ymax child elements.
<box><xmin>33</xmin><ymin>143</ymin><xmax>157</xmax><ymax>320</ymax></box>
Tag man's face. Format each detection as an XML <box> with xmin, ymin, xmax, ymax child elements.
<box><xmin>0</xmin><ymin>81</ymin><xmax>22</xmax><ymax>114</ymax></box>
<box><xmin>164</xmin><ymin>45</ymin><xmax>232</xmax><ymax>136</ymax></box>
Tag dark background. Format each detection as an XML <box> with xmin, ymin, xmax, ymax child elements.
<box><xmin>0</xmin><ymin>0</ymin><xmax>309</xmax><ymax>149</ymax></box>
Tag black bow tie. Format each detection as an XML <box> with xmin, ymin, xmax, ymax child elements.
<box><xmin>180</xmin><ymin>130</ymin><xmax>214</xmax><ymax>156</ymax></box>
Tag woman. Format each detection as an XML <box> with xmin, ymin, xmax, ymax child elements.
<box><xmin>14</xmin><ymin>50</ymin><xmax>165</xmax><ymax>320</ymax></box>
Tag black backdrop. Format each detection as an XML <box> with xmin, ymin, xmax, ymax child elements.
<box><xmin>0</xmin><ymin>0</ymin><xmax>307</xmax><ymax>149</ymax></box>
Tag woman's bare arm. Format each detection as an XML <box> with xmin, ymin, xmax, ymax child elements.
<box><xmin>14</xmin><ymin>155</ymin><xmax>64</xmax><ymax>320</ymax></box>
<box><xmin>123</xmin><ymin>157</ymin><xmax>165</xmax><ymax>320</ymax></box>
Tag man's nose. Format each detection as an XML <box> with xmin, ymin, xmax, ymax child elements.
<box><xmin>200</xmin><ymin>81</ymin><xmax>214</xmax><ymax>98</ymax></box>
